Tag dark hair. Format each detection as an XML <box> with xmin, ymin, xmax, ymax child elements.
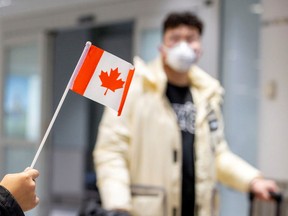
<box><xmin>163</xmin><ymin>11</ymin><xmax>204</xmax><ymax>35</ymax></box>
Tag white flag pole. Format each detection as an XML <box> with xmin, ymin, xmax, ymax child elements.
<box><xmin>30</xmin><ymin>41</ymin><xmax>92</xmax><ymax>168</ymax></box>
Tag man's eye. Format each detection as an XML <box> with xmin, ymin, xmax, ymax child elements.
<box><xmin>187</xmin><ymin>37</ymin><xmax>195</xmax><ymax>43</ymax></box>
<box><xmin>188</xmin><ymin>36</ymin><xmax>200</xmax><ymax>43</ymax></box>
<box><xmin>171</xmin><ymin>36</ymin><xmax>180</xmax><ymax>42</ymax></box>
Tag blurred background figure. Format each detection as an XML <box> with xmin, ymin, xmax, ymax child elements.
<box><xmin>93</xmin><ymin>11</ymin><xmax>278</xmax><ymax>216</ymax></box>
<box><xmin>0</xmin><ymin>0</ymin><xmax>287</xmax><ymax>216</ymax></box>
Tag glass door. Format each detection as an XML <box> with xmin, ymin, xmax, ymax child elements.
<box><xmin>0</xmin><ymin>34</ymin><xmax>49</xmax><ymax>216</ymax></box>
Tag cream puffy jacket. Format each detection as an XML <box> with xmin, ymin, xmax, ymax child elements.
<box><xmin>94</xmin><ymin>57</ymin><xmax>261</xmax><ymax>216</ymax></box>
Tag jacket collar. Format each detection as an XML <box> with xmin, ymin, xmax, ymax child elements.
<box><xmin>134</xmin><ymin>56</ymin><xmax>224</xmax><ymax>106</ymax></box>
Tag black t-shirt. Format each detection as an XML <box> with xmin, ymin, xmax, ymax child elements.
<box><xmin>166</xmin><ymin>82</ymin><xmax>196</xmax><ymax>216</ymax></box>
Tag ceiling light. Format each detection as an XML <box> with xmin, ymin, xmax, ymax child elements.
<box><xmin>0</xmin><ymin>0</ymin><xmax>11</xmax><ymax>8</ymax></box>
<box><xmin>250</xmin><ymin>3</ymin><xmax>263</xmax><ymax>15</ymax></box>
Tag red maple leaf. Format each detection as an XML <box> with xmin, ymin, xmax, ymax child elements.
<box><xmin>99</xmin><ymin>68</ymin><xmax>125</xmax><ymax>95</ymax></box>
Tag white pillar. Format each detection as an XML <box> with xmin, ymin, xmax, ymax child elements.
<box><xmin>0</xmin><ymin>18</ymin><xmax>4</xmax><ymax>179</ymax></box>
<box><xmin>259</xmin><ymin>0</ymin><xmax>288</xmax><ymax>180</ymax></box>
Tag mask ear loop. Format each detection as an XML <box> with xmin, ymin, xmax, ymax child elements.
<box><xmin>159</xmin><ymin>44</ymin><xmax>168</xmax><ymax>52</ymax></box>
<box><xmin>159</xmin><ymin>44</ymin><xmax>169</xmax><ymax>59</ymax></box>
<box><xmin>158</xmin><ymin>43</ymin><xmax>169</xmax><ymax>59</ymax></box>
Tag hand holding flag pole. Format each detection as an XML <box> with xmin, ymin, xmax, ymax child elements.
<box><xmin>30</xmin><ymin>41</ymin><xmax>135</xmax><ymax>168</ymax></box>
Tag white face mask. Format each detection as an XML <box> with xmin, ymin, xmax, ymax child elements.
<box><xmin>165</xmin><ymin>41</ymin><xmax>197</xmax><ymax>73</ymax></box>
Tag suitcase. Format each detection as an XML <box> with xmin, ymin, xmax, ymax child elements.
<box><xmin>249</xmin><ymin>191</ymin><xmax>283</xmax><ymax>216</ymax></box>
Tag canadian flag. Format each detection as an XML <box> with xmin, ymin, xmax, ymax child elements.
<box><xmin>70</xmin><ymin>42</ymin><xmax>135</xmax><ymax>116</ymax></box>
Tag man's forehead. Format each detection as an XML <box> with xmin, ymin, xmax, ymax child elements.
<box><xmin>164</xmin><ymin>25</ymin><xmax>200</xmax><ymax>36</ymax></box>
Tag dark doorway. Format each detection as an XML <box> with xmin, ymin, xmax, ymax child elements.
<box><xmin>50</xmin><ymin>20</ymin><xmax>133</xmax><ymax>209</ymax></box>
<box><xmin>87</xmin><ymin>22</ymin><xmax>133</xmax><ymax>191</ymax></box>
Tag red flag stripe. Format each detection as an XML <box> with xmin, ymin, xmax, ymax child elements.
<box><xmin>71</xmin><ymin>45</ymin><xmax>104</xmax><ymax>95</ymax></box>
<box><xmin>117</xmin><ymin>68</ymin><xmax>135</xmax><ymax>116</ymax></box>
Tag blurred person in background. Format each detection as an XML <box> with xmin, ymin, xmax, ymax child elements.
<box><xmin>93</xmin><ymin>11</ymin><xmax>278</xmax><ymax>216</ymax></box>
<box><xmin>0</xmin><ymin>168</ymin><xmax>39</xmax><ymax>216</ymax></box>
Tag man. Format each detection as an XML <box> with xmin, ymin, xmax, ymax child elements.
<box><xmin>0</xmin><ymin>168</ymin><xmax>39</xmax><ymax>215</ymax></box>
<box><xmin>94</xmin><ymin>12</ymin><xmax>278</xmax><ymax>216</ymax></box>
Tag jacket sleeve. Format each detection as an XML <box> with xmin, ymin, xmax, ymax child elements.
<box><xmin>0</xmin><ymin>185</ymin><xmax>25</xmax><ymax>216</ymax></box>
<box><xmin>216</xmin><ymin>145</ymin><xmax>261</xmax><ymax>192</ymax></box>
<box><xmin>213</xmin><ymin>102</ymin><xmax>261</xmax><ymax>192</ymax></box>
<box><xmin>93</xmin><ymin>100</ymin><xmax>133</xmax><ymax>211</ymax></box>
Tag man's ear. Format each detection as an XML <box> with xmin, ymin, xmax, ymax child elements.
<box><xmin>159</xmin><ymin>44</ymin><xmax>167</xmax><ymax>59</ymax></box>
<box><xmin>198</xmin><ymin>47</ymin><xmax>203</xmax><ymax>60</ymax></box>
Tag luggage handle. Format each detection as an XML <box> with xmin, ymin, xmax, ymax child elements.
<box><xmin>269</xmin><ymin>192</ymin><xmax>283</xmax><ymax>203</ymax></box>
<box><xmin>249</xmin><ymin>191</ymin><xmax>283</xmax><ymax>216</ymax></box>
<box><xmin>249</xmin><ymin>191</ymin><xmax>283</xmax><ymax>203</ymax></box>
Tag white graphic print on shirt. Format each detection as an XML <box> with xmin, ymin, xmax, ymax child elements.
<box><xmin>172</xmin><ymin>101</ymin><xmax>196</xmax><ymax>134</ymax></box>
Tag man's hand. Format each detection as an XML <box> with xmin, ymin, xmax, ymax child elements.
<box><xmin>0</xmin><ymin>168</ymin><xmax>40</xmax><ymax>211</ymax></box>
<box><xmin>250</xmin><ymin>177</ymin><xmax>279</xmax><ymax>200</ymax></box>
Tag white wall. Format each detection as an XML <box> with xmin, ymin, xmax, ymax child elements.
<box><xmin>259</xmin><ymin>0</ymin><xmax>288</xmax><ymax>180</ymax></box>
<box><xmin>0</xmin><ymin>17</ymin><xmax>4</xmax><ymax>178</ymax></box>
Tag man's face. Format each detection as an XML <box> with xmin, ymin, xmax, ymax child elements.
<box><xmin>162</xmin><ymin>25</ymin><xmax>202</xmax><ymax>61</ymax></box>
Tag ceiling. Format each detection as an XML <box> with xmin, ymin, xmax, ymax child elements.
<box><xmin>0</xmin><ymin>0</ymin><xmax>124</xmax><ymax>18</ymax></box>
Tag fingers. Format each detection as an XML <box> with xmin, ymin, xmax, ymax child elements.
<box><xmin>32</xmin><ymin>194</ymin><xmax>40</xmax><ymax>207</ymax></box>
<box><xmin>23</xmin><ymin>170</ymin><xmax>40</xmax><ymax>211</ymax></box>
<box><xmin>35</xmin><ymin>196</ymin><xmax>40</xmax><ymax>206</ymax></box>
<box><xmin>23</xmin><ymin>195</ymin><xmax>40</xmax><ymax>212</ymax></box>
<box><xmin>256</xmin><ymin>190</ymin><xmax>270</xmax><ymax>200</ymax></box>
<box><xmin>24</xmin><ymin>167</ymin><xmax>31</xmax><ymax>172</ymax></box>
<box><xmin>270</xmin><ymin>181</ymin><xmax>279</xmax><ymax>191</ymax></box>
<box><xmin>262</xmin><ymin>191</ymin><xmax>270</xmax><ymax>200</ymax></box>
<box><xmin>264</xmin><ymin>185</ymin><xmax>279</xmax><ymax>200</ymax></box>
<box><xmin>25</xmin><ymin>168</ymin><xmax>40</xmax><ymax>180</ymax></box>
<box><xmin>251</xmin><ymin>178</ymin><xmax>280</xmax><ymax>201</ymax></box>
